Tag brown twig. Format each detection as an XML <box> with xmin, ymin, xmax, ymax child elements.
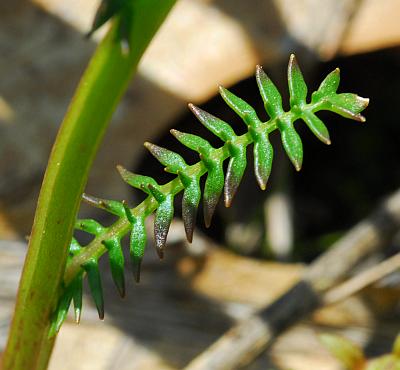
<box><xmin>323</xmin><ymin>251</ymin><xmax>400</xmax><ymax>305</ymax></box>
<box><xmin>183</xmin><ymin>189</ymin><xmax>400</xmax><ymax>370</ymax></box>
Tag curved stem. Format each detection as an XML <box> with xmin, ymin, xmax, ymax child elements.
<box><xmin>2</xmin><ymin>2</ymin><xmax>176</xmax><ymax>370</ymax></box>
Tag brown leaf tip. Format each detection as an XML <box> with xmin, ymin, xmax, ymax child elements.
<box><xmin>218</xmin><ymin>85</ymin><xmax>228</xmax><ymax>95</ymax></box>
<box><xmin>288</xmin><ymin>54</ymin><xmax>298</xmax><ymax>70</ymax></box>
<box><xmin>156</xmin><ymin>247</ymin><xmax>164</xmax><ymax>260</ymax></box>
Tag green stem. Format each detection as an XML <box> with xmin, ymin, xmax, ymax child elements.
<box><xmin>64</xmin><ymin>103</ymin><xmax>321</xmax><ymax>285</ymax></box>
<box><xmin>2</xmin><ymin>2</ymin><xmax>176</xmax><ymax>370</ymax></box>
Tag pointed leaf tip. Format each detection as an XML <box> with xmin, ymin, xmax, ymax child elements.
<box><xmin>203</xmin><ymin>162</ymin><xmax>224</xmax><ymax>228</ymax></box>
<box><xmin>203</xmin><ymin>191</ymin><xmax>221</xmax><ymax>228</ymax></box>
<box><xmin>188</xmin><ymin>103</ymin><xmax>198</xmax><ymax>114</ymax></box>
<box><xmin>224</xmin><ymin>147</ymin><xmax>247</xmax><ymax>208</ymax></box>
<box><xmin>83</xmin><ymin>260</ymin><xmax>104</xmax><ymax>320</ymax></box>
<box><xmin>256</xmin><ymin>64</ymin><xmax>284</xmax><ymax>118</ymax></box>
<box><xmin>255</xmin><ymin>64</ymin><xmax>264</xmax><ymax>78</ymax></box>
<box><xmin>280</xmin><ymin>126</ymin><xmax>303</xmax><ymax>171</ymax></box>
<box><xmin>131</xmin><ymin>256</ymin><xmax>142</xmax><ymax>283</ymax></box>
<box><xmin>325</xmin><ymin>93</ymin><xmax>369</xmax><ymax>122</ymax></box>
<box><xmin>302</xmin><ymin>112</ymin><xmax>331</xmax><ymax>145</ymax></box>
<box><xmin>288</xmin><ymin>54</ymin><xmax>307</xmax><ymax>106</ymax></box>
<box><xmin>181</xmin><ymin>176</ymin><xmax>201</xmax><ymax>243</ymax></box>
<box><xmin>253</xmin><ymin>135</ymin><xmax>273</xmax><ymax>190</ymax></box>
<box><xmin>103</xmin><ymin>239</ymin><xmax>126</xmax><ymax>298</ymax></box>
<box><xmin>82</xmin><ymin>193</ymin><xmax>125</xmax><ymax>217</ymax></box>
<box><xmin>189</xmin><ymin>104</ymin><xmax>236</xmax><ymax>142</ymax></box>
<box><xmin>153</xmin><ymin>194</ymin><xmax>174</xmax><ymax>257</ymax></box>
<box><xmin>129</xmin><ymin>216</ymin><xmax>146</xmax><ymax>273</ymax></box>
<box><xmin>156</xmin><ymin>246</ymin><xmax>164</xmax><ymax>259</ymax></box>
<box><xmin>144</xmin><ymin>142</ymin><xmax>187</xmax><ymax>173</ymax></box>
<box><xmin>72</xmin><ymin>276</ymin><xmax>83</xmax><ymax>324</ymax></box>
<box><xmin>117</xmin><ymin>165</ymin><xmax>136</xmax><ymax>184</ymax></box>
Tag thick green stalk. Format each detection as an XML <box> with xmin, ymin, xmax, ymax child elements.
<box><xmin>2</xmin><ymin>2</ymin><xmax>176</xmax><ymax>370</ymax></box>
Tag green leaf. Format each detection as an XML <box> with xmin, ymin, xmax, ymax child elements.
<box><xmin>225</xmin><ymin>143</ymin><xmax>247</xmax><ymax>207</ymax></box>
<box><xmin>72</xmin><ymin>274</ymin><xmax>83</xmax><ymax>324</ymax></box>
<box><xmin>103</xmin><ymin>238</ymin><xmax>125</xmax><ymax>298</ymax></box>
<box><xmin>278</xmin><ymin>117</ymin><xmax>303</xmax><ymax>171</ymax></box>
<box><xmin>82</xmin><ymin>259</ymin><xmax>104</xmax><ymax>320</ymax></box>
<box><xmin>189</xmin><ymin>104</ymin><xmax>236</xmax><ymax>142</ymax></box>
<box><xmin>75</xmin><ymin>219</ymin><xmax>106</xmax><ymax>236</ymax></box>
<box><xmin>181</xmin><ymin>176</ymin><xmax>202</xmax><ymax>242</ymax></box>
<box><xmin>153</xmin><ymin>194</ymin><xmax>174</xmax><ymax>255</ymax></box>
<box><xmin>326</xmin><ymin>93</ymin><xmax>369</xmax><ymax>122</ymax></box>
<box><xmin>82</xmin><ymin>194</ymin><xmax>125</xmax><ymax>217</ymax></box>
<box><xmin>122</xmin><ymin>201</ymin><xmax>136</xmax><ymax>224</ymax></box>
<box><xmin>288</xmin><ymin>54</ymin><xmax>307</xmax><ymax>107</ymax></box>
<box><xmin>117</xmin><ymin>165</ymin><xmax>159</xmax><ymax>194</ymax></box>
<box><xmin>147</xmin><ymin>184</ymin><xmax>166</xmax><ymax>204</ymax></box>
<box><xmin>249</xmin><ymin>127</ymin><xmax>273</xmax><ymax>190</ymax></box>
<box><xmin>129</xmin><ymin>216</ymin><xmax>147</xmax><ymax>281</ymax></box>
<box><xmin>312</xmin><ymin>68</ymin><xmax>340</xmax><ymax>102</ymax></box>
<box><xmin>203</xmin><ymin>161</ymin><xmax>224</xmax><ymax>228</ymax></box>
<box><xmin>170</xmin><ymin>129</ymin><xmax>213</xmax><ymax>154</ymax></box>
<box><xmin>219</xmin><ymin>86</ymin><xmax>262</xmax><ymax>127</ymax></box>
<box><xmin>48</xmin><ymin>287</ymin><xmax>73</xmax><ymax>337</ymax></box>
<box><xmin>256</xmin><ymin>65</ymin><xmax>284</xmax><ymax>118</ymax></box>
<box><xmin>301</xmin><ymin>111</ymin><xmax>331</xmax><ymax>145</ymax></box>
<box><xmin>144</xmin><ymin>142</ymin><xmax>187</xmax><ymax>174</ymax></box>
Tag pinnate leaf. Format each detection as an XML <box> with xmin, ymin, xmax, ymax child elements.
<box><xmin>63</xmin><ymin>54</ymin><xmax>369</xmax><ymax>328</ymax></box>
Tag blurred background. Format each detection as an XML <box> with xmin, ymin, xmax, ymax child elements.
<box><xmin>1</xmin><ymin>0</ymin><xmax>400</xmax><ymax>369</ymax></box>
